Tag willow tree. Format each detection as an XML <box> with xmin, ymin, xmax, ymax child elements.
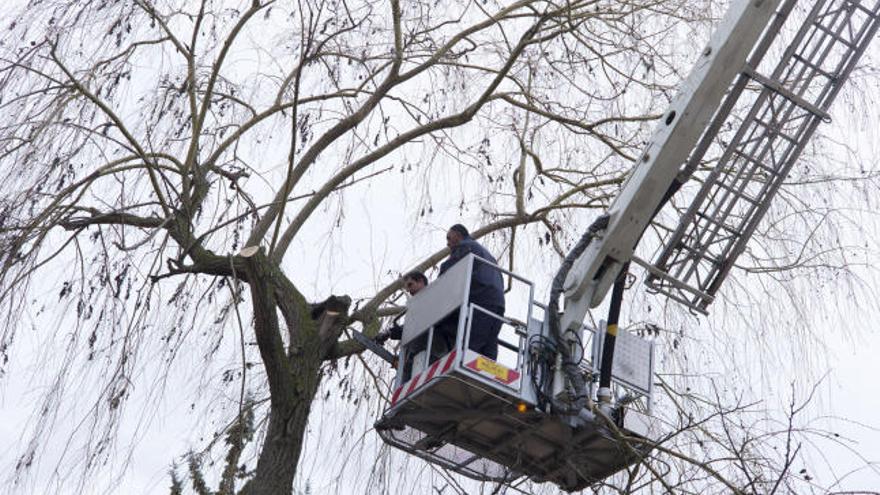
<box><xmin>2</xmin><ymin>0</ymin><xmax>875</xmax><ymax>493</ymax></box>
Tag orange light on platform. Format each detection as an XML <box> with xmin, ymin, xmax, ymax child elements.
<box><xmin>516</xmin><ymin>402</ymin><xmax>528</xmax><ymax>413</ymax></box>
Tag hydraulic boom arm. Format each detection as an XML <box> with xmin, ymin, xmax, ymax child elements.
<box><xmin>559</xmin><ymin>0</ymin><xmax>784</xmax><ymax>333</ymax></box>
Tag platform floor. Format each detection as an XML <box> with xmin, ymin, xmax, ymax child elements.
<box><xmin>379</xmin><ymin>369</ymin><xmax>651</xmax><ymax>491</ymax></box>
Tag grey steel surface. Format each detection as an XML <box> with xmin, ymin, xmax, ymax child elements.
<box><xmin>401</xmin><ymin>255</ymin><xmax>471</xmax><ymax>345</ymax></box>
<box><xmin>648</xmin><ymin>0</ymin><xmax>880</xmax><ymax>312</ymax></box>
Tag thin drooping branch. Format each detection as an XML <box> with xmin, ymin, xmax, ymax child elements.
<box><xmin>272</xmin><ymin>13</ymin><xmax>550</xmax><ymax>262</ymax></box>
<box><xmin>185</xmin><ymin>0</ymin><xmax>276</xmax><ymax>183</ymax></box>
<box><xmin>268</xmin><ymin>7</ymin><xmax>316</xmax><ymax>257</ymax></box>
<box><xmin>501</xmin><ymin>93</ymin><xmax>661</xmax><ymax>161</ymax></box>
<box><xmin>48</xmin><ymin>43</ymin><xmax>173</xmax><ymax>219</ymax></box>
<box><xmin>245</xmin><ymin>0</ymin><xmax>406</xmax><ymax>250</ymax></box>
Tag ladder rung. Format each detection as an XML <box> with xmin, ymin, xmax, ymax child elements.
<box><xmin>633</xmin><ymin>256</ymin><xmax>715</xmax><ymax>306</ymax></box>
<box><xmin>732</xmin><ymin>149</ymin><xmax>780</xmax><ymax>175</ymax></box>
<box><xmin>791</xmin><ymin>53</ymin><xmax>838</xmax><ymax>82</ymax></box>
<box><xmin>695</xmin><ymin>210</ymin><xmax>745</xmax><ymax>236</ymax></box>
<box><xmin>849</xmin><ymin>0</ymin><xmax>880</xmax><ymax>17</ymax></box>
<box><xmin>713</xmin><ymin>174</ymin><xmax>765</xmax><ymax>202</ymax></box>
<box><xmin>683</xmin><ymin>230</ymin><xmax>737</xmax><ymax>255</ymax></box>
<box><xmin>644</xmin><ymin>281</ymin><xmax>710</xmax><ymax>316</ymax></box>
<box><xmin>812</xmin><ymin>18</ymin><xmax>859</xmax><ymax>50</ymax></box>
<box><xmin>673</xmin><ymin>241</ymin><xmax>724</xmax><ymax>267</ymax></box>
<box><xmin>753</xmin><ymin>117</ymin><xmax>799</xmax><ymax>145</ymax></box>
<box><xmin>744</xmin><ymin>66</ymin><xmax>832</xmax><ymax>120</ymax></box>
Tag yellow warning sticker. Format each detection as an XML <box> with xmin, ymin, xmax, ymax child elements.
<box><xmin>466</xmin><ymin>356</ymin><xmax>520</xmax><ymax>384</ymax></box>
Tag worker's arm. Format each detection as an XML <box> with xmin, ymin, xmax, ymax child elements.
<box><xmin>375</xmin><ymin>312</ymin><xmax>405</xmax><ymax>343</ymax></box>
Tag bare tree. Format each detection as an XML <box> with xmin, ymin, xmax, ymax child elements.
<box><xmin>1</xmin><ymin>0</ymin><xmax>877</xmax><ymax>493</ymax></box>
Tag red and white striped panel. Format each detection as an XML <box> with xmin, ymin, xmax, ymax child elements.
<box><xmin>390</xmin><ymin>350</ymin><xmax>457</xmax><ymax>406</ymax></box>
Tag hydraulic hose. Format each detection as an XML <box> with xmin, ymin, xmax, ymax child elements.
<box><xmin>594</xmin><ymin>177</ymin><xmax>672</xmax><ymax>399</ymax></box>
<box><xmin>599</xmin><ymin>261</ymin><xmax>629</xmax><ymax>390</ymax></box>
<box><xmin>545</xmin><ymin>214</ymin><xmax>609</xmax><ymax>413</ymax></box>
<box><xmin>544</xmin><ymin>177</ymin><xmax>677</xmax><ymax>412</ymax></box>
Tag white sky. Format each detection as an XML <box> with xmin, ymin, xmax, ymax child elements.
<box><xmin>2</xmin><ymin>0</ymin><xmax>880</xmax><ymax>493</ymax></box>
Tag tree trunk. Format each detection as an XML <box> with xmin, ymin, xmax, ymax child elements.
<box><xmin>237</xmin><ymin>249</ymin><xmax>347</xmax><ymax>494</ymax></box>
<box><xmin>240</xmin><ymin>363</ymin><xmax>322</xmax><ymax>495</ymax></box>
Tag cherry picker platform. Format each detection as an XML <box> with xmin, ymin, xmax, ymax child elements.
<box><xmin>375</xmin><ymin>255</ymin><xmax>656</xmax><ymax>491</ymax></box>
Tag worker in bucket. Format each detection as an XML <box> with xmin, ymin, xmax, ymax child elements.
<box><xmin>374</xmin><ymin>270</ymin><xmax>431</xmax><ymax>379</ymax></box>
<box><xmin>435</xmin><ymin>224</ymin><xmax>506</xmax><ymax>360</ymax></box>
<box><xmin>374</xmin><ymin>270</ymin><xmax>428</xmax><ymax>344</ymax></box>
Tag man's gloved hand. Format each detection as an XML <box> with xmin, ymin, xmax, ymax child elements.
<box><xmin>374</xmin><ymin>330</ymin><xmax>391</xmax><ymax>344</ymax></box>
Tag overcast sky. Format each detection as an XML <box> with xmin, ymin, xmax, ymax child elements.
<box><xmin>1</xmin><ymin>1</ymin><xmax>880</xmax><ymax>494</ymax></box>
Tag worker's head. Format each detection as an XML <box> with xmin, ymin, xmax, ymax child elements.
<box><xmin>446</xmin><ymin>224</ymin><xmax>469</xmax><ymax>249</ymax></box>
<box><xmin>403</xmin><ymin>270</ymin><xmax>428</xmax><ymax>295</ymax></box>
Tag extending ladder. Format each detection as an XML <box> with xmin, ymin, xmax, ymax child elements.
<box><xmin>646</xmin><ymin>0</ymin><xmax>880</xmax><ymax>313</ymax></box>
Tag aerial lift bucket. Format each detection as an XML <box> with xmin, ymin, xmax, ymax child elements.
<box><xmin>375</xmin><ymin>255</ymin><xmax>656</xmax><ymax>491</ymax></box>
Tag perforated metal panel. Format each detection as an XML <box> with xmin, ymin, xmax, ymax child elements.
<box><xmin>611</xmin><ymin>328</ymin><xmax>653</xmax><ymax>396</ymax></box>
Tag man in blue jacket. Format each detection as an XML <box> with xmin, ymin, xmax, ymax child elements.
<box><xmin>438</xmin><ymin>224</ymin><xmax>506</xmax><ymax>360</ymax></box>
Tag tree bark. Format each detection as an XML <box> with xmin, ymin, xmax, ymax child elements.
<box><xmin>239</xmin><ymin>373</ymin><xmax>321</xmax><ymax>495</ymax></box>
<box><xmin>238</xmin><ymin>248</ymin><xmax>349</xmax><ymax>494</ymax></box>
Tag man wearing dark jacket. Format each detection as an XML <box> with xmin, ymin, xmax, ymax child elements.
<box><xmin>438</xmin><ymin>224</ymin><xmax>506</xmax><ymax>360</ymax></box>
<box><xmin>375</xmin><ymin>270</ymin><xmax>429</xmax><ymax>343</ymax></box>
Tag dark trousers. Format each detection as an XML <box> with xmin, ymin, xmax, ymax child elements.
<box><xmin>433</xmin><ymin>304</ymin><xmax>505</xmax><ymax>360</ymax></box>
<box><xmin>468</xmin><ymin>304</ymin><xmax>504</xmax><ymax>360</ymax></box>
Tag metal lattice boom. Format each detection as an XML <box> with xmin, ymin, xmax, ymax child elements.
<box><xmin>646</xmin><ymin>0</ymin><xmax>880</xmax><ymax>313</ymax></box>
